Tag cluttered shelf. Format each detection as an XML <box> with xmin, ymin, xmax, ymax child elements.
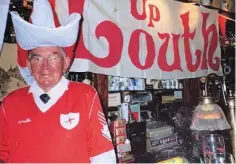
<box><xmin>107</xmin><ymin>74</ymin><xmax>235</xmax><ymax>163</ymax></box>
<box><xmin>108</xmin><ymin>88</ymin><xmax>183</xmax><ymax>93</ymax></box>
<box><xmin>107</xmin><ymin>76</ymin><xmax>190</xmax><ymax>163</ymax></box>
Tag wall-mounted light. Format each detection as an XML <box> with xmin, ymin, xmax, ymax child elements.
<box><xmin>190</xmin><ymin>73</ymin><xmax>235</xmax><ymax>159</ymax></box>
<box><xmin>190</xmin><ymin>73</ymin><xmax>231</xmax><ymax>131</ymax></box>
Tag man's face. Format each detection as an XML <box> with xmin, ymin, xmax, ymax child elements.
<box><xmin>27</xmin><ymin>46</ymin><xmax>70</xmax><ymax>92</ymax></box>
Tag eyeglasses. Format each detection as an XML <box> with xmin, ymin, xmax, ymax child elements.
<box><xmin>29</xmin><ymin>54</ymin><xmax>63</xmax><ymax>66</ymax></box>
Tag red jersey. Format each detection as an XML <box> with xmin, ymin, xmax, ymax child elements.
<box><xmin>0</xmin><ymin>82</ymin><xmax>114</xmax><ymax>163</ymax></box>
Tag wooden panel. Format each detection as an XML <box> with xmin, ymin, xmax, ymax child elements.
<box><xmin>94</xmin><ymin>74</ymin><xmax>108</xmax><ymax>118</ymax></box>
<box><xmin>183</xmin><ymin>78</ymin><xmax>200</xmax><ymax>108</ymax></box>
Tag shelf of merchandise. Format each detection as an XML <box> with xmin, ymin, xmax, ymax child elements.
<box><xmin>108</xmin><ymin>88</ymin><xmax>183</xmax><ymax>93</ymax></box>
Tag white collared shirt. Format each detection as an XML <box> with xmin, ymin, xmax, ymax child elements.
<box><xmin>28</xmin><ymin>76</ymin><xmax>69</xmax><ymax>113</ymax></box>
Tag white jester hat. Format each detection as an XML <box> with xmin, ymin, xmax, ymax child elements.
<box><xmin>10</xmin><ymin>0</ymin><xmax>81</xmax><ymax>50</ymax></box>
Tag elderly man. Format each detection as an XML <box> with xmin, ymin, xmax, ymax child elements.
<box><xmin>0</xmin><ymin>0</ymin><xmax>116</xmax><ymax>163</ymax></box>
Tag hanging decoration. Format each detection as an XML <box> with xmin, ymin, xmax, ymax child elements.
<box><xmin>3</xmin><ymin>0</ymin><xmax>235</xmax><ymax>81</ymax></box>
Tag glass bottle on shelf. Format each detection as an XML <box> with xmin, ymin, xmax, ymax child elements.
<box><xmin>179</xmin><ymin>82</ymin><xmax>183</xmax><ymax>89</ymax></box>
<box><xmin>162</xmin><ymin>80</ymin><xmax>166</xmax><ymax>89</ymax></box>
<box><xmin>166</xmin><ymin>80</ymin><xmax>170</xmax><ymax>89</ymax></box>
<box><xmin>171</xmin><ymin>80</ymin><xmax>175</xmax><ymax>89</ymax></box>
<box><xmin>175</xmin><ymin>80</ymin><xmax>179</xmax><ymax>89</ymax></box>
<box><xmin>75</xmin><ymin>74</ymin><xmax>79</xmax><ymax>82</ymax></box>
<box><xmin>153</xmin><ymin>80</ymin><xmax>159</xmax><ymax>89</ymax></box>
<box><xmin>83</xmin><ymin>72</ymin><xmax>91</xmax><ymax>85</ymax></box>
<box><xmin>158</xmin><ymin>80</ymin><xmax>163</xmax><ymax>89</ymax></box>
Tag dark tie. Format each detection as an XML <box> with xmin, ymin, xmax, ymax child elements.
<box><xmin>39</xmin><ymin>94</ymin><xmax>50</xmax><ymax>104</ymax></box>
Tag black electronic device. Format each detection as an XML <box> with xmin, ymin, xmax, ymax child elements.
<box><xmin>127</xmin><ymin>122</ymin><xmax>146</xmax><ymax>159</ymax></box>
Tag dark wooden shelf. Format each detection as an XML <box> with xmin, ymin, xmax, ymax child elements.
<box><xmin>108</xmin><ymin>89</ymin><xmax>183</xmax><ymax>93</ymax></box>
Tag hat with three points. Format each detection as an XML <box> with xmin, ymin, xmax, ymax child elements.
<box><xmin>10</xmin><ymin>0</ymin><xmax>81</xmax><ymax>50</ymax></box>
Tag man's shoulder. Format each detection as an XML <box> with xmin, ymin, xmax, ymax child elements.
<box><xmin>69</xmin><ymin>81</ymin><xmax>97</xmax><ymax>94</ymax></box>
<box><xmin>3</xmin><ymin>85</ymin><xmax>30</xmax><ymax>103</ymax></box>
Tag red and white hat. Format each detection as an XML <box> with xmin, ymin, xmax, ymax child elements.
<box><xmin>10</xmin><ymin>0</ymin><xmax>81</xmax><ymax>85</ymax></box>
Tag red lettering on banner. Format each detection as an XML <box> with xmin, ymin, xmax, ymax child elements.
<box><xmin>158</xmin><ymin>33</ymin><xmax>169</xmax><ymax>70</ymax></box>
<box><xmin>172</xmin><ymin>34</ymin><xmax>183</xmax><ymax>71</ymax></box>
<box><xmin>157</xmin><ymin>33</ymin><xmax>182</xmax><ymax>71</ymax></box>
<box><xmin>78</xmin><ymin>21</ymin><xmax>123</xmax><ymax>68</ymax></box>
<box><xmin>130</xmin><ymin>0</ymin><xmax>147</xmax><ymax>20</ymax></box>
<box><xmin>129</xmin><ymin>29</ymin><xmax>155</xmax><ymax>69</ymax></box>
<box><xmin>71</xmin><ymin>0</ymin><xmax>220</xmax><ymax>74</ymax></box>
<box><xmin>71</xmin><ymin>0</ymin><xmax>123</xmax><ymax>68</ymax></box>
<box><xmin>201</xmin><ymin>13</ymin><xmax>219</xmax><ymax>71</ymax></box>
<box><xmin>148</xmin><ymin>4</ymin><xmax>160</xmax><ymax>27</ymax></box>
<box><xmin>181</xmin><ymin>12</ymin><xmax>201</xmax><ymax>72</ymax></box>
<box><xmin>131</xmin><ymin>0</ymin><xmax>160</xmax><ymax>27</ymax></box>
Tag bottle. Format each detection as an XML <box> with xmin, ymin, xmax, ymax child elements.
<box><xmin>83</xmin><ymin>72</ymin><xmax>91</xmax><ymax>85</ymax></box>
<box><xmin>158</xmin><ymin>80</ymin><xmax>163</xmax><ymax>89</ymax></box>
<box><xmin>175</xmin><ymin>80</ymin><xmax>179</xmax><ymax>89</ymax></box>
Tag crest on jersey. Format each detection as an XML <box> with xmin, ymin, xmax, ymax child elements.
<box><xmin>60</xmin><ymin>112</ymin><xmax>80</xmax><ymax>130</ymax></box>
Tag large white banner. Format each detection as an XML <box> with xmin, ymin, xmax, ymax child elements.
<box><xmin>0</xmin><ymin>0</ymin><xmax>10</xmax><ymax>53</ymax></box>
<box><xmin>70</xmin><ymin>0</ymin><xmax>222</xmax><ymax>79</ymax></box>
<box><xmin>16</xmin><ymin>0</ymin><xmax>223</xmax><ymax>82</ymax></box>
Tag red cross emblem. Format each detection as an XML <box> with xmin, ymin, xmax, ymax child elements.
<box><xmin>65</xmin><ymin>117</ymin><xmax>75</xmax><ymax>124</ymax></box>
<box><xmin>60</xmin><ymin>112</ymin><xmax>80</xmax><ymax>130</ymax></box>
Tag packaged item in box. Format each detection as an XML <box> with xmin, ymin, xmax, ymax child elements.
<box><xmin>118</xmin><ymin>153</ymin><xmax>135</xmax><ymax>163</ymax></box>
<box><xmin>116</xmin><ymin>136</ymin><xmax>127</xmax><ymax>145</ymax></box>
<box><xmin>110</xmin><ymin>118</ymin><xmax>134</xmax><ymax>162</ymax></box>
<box><xmin>146</xmin><ymin>133</ymin><xmax>178</xmax><ymax>152</ymax></box>
<box><xmin>146</xmin><ymin>125</ymin><xmax>174</xmax><ymax>138</ymax></box>
<box><xmin>110</xmin><ymin>119</ymin><xmax>126</xmax><ymax>135</ymax></box>
<box><xmin>112</xmin><ymin>119</ymin><xmax>126</xmax><ymax>128</ymax></box>
<box><xmin>117</xmin><ymin>152</ymin><xmax>127</xmax><ymax>158</ymax></box>
<box><xmin>115</xmin><ymin>128</ymin><xmax>126</xmax><ymax>136</ymax></box>
<box><xmin>117</xmin><ymin>143</ymin><xmax>131</xmax><ymax>153</ymax></box>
